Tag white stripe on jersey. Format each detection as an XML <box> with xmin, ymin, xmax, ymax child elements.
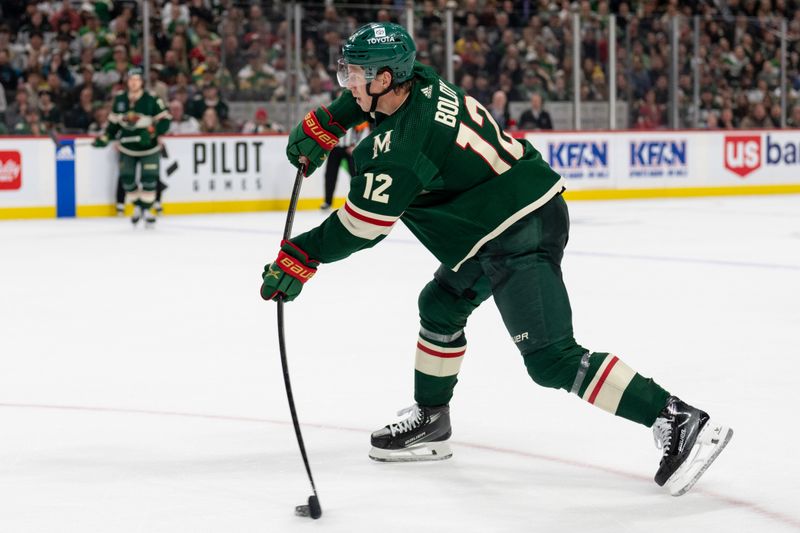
<box><xmin>336</xmin><ymin>201</ymin><xmax>400</xmax><ymax>240</ymax></box>
<box><xmin>451</xmin><ymin>177</ymin><xmax>566</xmax><ymax>272</ymax></box>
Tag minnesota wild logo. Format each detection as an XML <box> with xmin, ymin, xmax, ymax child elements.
<box><xmin>125</xmin><ymin>112</ymin><xmax>140</xmax><ymax>124</ymax></box>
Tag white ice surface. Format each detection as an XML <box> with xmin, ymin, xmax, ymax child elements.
<box><xmin>1</xmin><ymin>195</ymin><xmax>799</xmax><ymax>532</ymax></box>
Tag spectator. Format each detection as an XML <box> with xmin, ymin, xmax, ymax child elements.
<box><xmin>162</xmin><ymin>0</ymin><xmax>190</xmax><ymax>34</ymax></box>
<box><xmin>459</xmin><ymin>73</ymin><xmax>475</xmax><ymax>94</ymax></box>
<box><xmin>787</xmin><ymin>104</ymin><xmax>800</xmax><ymax>128</ymax></box>
<box><xmin>97</xmin><ymin>45</ymin><xmax>130</xmax><ymax>89</ymax></box>
<box><xmin>241</xmin><ymin>107</ymin><xmax>284</xmax><ymax>134</ymax></box>
<box><xmin>719</xmin><ymin>107</ymin><xmax>737</xmax><ymax>129</ymax></box>
<box><xmin>71</xmin><ymin>64</ymin><xmax>105</xmax><ymax>102</ymax></box>
<box><xmin>199</xmin><ymin>106</ymin><xmax>220</xmax><ymax>133</ymax></box>
<box><xmin>167</xmin><ymin>99</ymin><xmax>200</xmax><ymax>134</ymax></box>
<box><xmin>187</xmin><ymin>84</ymin><xmax>228</xmax><ymax>124</ymax></box>
<box><xmin>497</xmin><ymin>72</ymin><xmax>522</xmax><ymax>102</ymax></box>
<box><xmin>705</xmin><ymin>112</ymin><xmax>719</xmax><ymax>129</ymax></box>
<box><xmin>516</xmin><ymin>69</ymin><xmax>546</xmax><ymax>102</ymax></box>
<box><xmin>63</xmin><ymin>86</ymin><xmax>94</xmax><ymax>132</ymax></box>
<box><xmin>517</xmin><ymin>93</ymin><xmax>554</xmax><ymax>130</ymax></box>
<box><xmin>87</xmin><ymin>103</ymin><xmax>109</xmax><ymax>135</ymax></box>
<box><xmin>50</xmin><ymin>1</ymin><xmax>82</xmax><ymax>33</ymax></box>
<box><xmin>769</xmin><ymin>103</ymin><xmax>783</xmax><ymax>128</ymax></box>
<box><xmin>587</xmin><ymin>67</ymin><xmax>607</xmax><ymax>101</ymax></box>
<box><xmin>192</xmin><ymin>54</ymin><xmax>235</xmax><ymax>95</ymax></box>
<box><xmin>635</xmin><ymin>89</ymin><xmax>665</xmax><ymax>129</ymax></box>
<box><xmin>304</xmin><ymin>72</ymin><xmax>330</xmax><ymax>107</ymax></box>
<box><xmin>21</xmin><ymin>32</ymin><xmax>48</xmax><ymax>73</ymax></box>
<box><xmin>488</xmin><ymin>90</ymin><xmax>509</xmax><ymax>129</ymax></box>
<box><xmin>4</xmin><ymin>89</ymin><xmax>29</xmax><ymax>130</ymax></box>
<box><xmin>696</xmin><ymin>89</ymin><xmax>721</xmax><ymax>126</ymax></box>
<box><xmin>740</xmin><ymin>103</ymin><xmax>771</xmax><ymax>128</ymax></box>
<box><xmin>237</xmin><ymin>51</ymin><xmax>281</xmax><ymax>98</ymax></box>
<box><xmin>13</xmin><ymin>107</ymin><xmax>44</xmax><ymax>135</ymax></box>
<box><xmin>37</xmin><ymin>89</ymin><xmax>61</xmax><ymax>132</ymax></box>
<box><xmin>45</xmin><ymin>71</ymin><xmax>70</xmax><ymax>111</ymax></box>
<box><xmin>0</xmin><ymin>48</ymin><xmax>19</xmax><ymax>94</ymax></box>
<box><xmin>149</xmin><ymin>67</ymin><xmax>169</xmax><ymax>103</ymax></box>
<box><xmin>472</xmin><ymin>72</ymin><xmax>492</xmax><ymax>105</ymax></box>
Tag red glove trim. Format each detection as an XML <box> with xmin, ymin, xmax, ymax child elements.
<box><xmin>280</xmin><ymin>239</ymin><xmax>319</xmax><ymax>265</ymax></box>
<box><xmin>302</xmin><ymin>111</ymin><xmax>339</xmax><ymax>150</ymax></box>
<box><xmin>320</xmin><ymin>105</ymin><xmax>347</xmax><ymax>135</ymax></box>
<box><xmin>277</xmin><ymin>250</ymin><xmax>317</xmax><ymax>283</ymax></box>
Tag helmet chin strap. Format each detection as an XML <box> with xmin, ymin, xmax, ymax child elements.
<box><xmin>365</xmin><ymin>70</ymin><xmax>397</xmax><ymax>113</ymax></box>
<box><xmin>365</xmin><ymin>83</ymin><xmax>395</xmax><ymax>113</ymax></box>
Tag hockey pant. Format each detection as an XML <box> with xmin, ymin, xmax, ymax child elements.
<box><xmin>119</xmin><ymin>152</ymin><xmax>160</xmax><ymax>209</ymax></box>
<box><xmin>414</xmin><ymin>194</ymin><xmax>670</xmax><ymax>427</ymax></box>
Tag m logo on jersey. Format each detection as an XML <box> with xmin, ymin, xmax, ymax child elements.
<box><xmin>0</xmin><ymin>151</ymin><xmax>22</xmax><ymax>190</ymax></box>
<box><xmin>724</xmin><ymin>135</ymin><xmax>761</xmax><ymax>178</ymax></box>
<box><xmin>373</xmin><ymin>130</ymin><xmax>393</xmax><ymax>159</ymax></box>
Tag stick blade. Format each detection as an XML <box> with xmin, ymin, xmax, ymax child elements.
<box><xmin>294</xmin><ymin>495</ymin><xmax>322</xmax><ymax>519</ymax></box>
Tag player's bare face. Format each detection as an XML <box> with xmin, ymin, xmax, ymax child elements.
<box><xmin>345</xmin><ymin>65</ymin><xmax>370</xmax><ymax>110</ymax></box>
<box><xmin>127</xmin><ymin>75</ymin><xmax>143</xmax><ymax>94</ymax></box>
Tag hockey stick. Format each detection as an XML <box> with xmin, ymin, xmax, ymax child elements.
<box><xmin>277</xmin><ymin>159</ymin><xmax>322</xmax><ymax>520</ymax></box>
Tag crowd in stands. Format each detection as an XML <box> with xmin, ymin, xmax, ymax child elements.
<box><xmin>1</xmin><ymin>0</ymin><xmax>800</xmax><ymax>136</ymax></box>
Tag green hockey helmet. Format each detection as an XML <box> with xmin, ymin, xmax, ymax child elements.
<box><xmin>337</xmin><ymin>22</ymin><xmax>416</xmax><ymax>89</ymax></box>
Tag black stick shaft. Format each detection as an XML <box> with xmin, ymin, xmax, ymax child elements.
<box><xmin>277</xmin><ymin>162</ymin><xmax>319</xmax><ymax>497</ymax></box>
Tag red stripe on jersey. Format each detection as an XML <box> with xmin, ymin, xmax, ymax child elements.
<box><xmin>588</xmin><ymin>356</ymin><xmax>619</xmax><ymax>404</ymax></box>
<box><xmin>416</xmin><ymin>342</ymin><xmax>466</xmax><ymax>359</ymax></box>
<box><xmin>344</xmin><ymin>202</ymin><xmax>395</xmax><ymax>227</ymax></box>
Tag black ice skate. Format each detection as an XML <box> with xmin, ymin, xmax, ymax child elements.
<box><xmin>144</xmin><ymin>208</ymin><xmax>156</xmax><ymax>228</ymax></box>
<box><xmin>131</xmin><ymin>205</ymin><xmax>142</xmax><ymax>226</ymax></box>
<box><xmin>369</xmin><ymin>404</ymin><xmax>452</xmax><ymax>462</ymax></box>
<box><xmin>653</xmin><ymin>396</ymin><xmax>733</xmax><ymax>496</ymax></box>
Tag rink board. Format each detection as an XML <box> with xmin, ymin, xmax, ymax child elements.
<box><xmin>1</xmin><ymin>131</ymin><xmax>800</xmax><ymax>219</ymax></box>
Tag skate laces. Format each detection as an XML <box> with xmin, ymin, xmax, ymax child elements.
<box><xmin>653</xmin><ymin>416</ymin><xmax>674</xmax><ymax>457</ymax></box>
<box><xmin>389</xmin><ymin>404</ymin><xmax>423</xmax><ymax>437</ymax></box>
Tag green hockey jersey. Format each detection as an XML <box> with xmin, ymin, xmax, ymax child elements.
<box><xmin>292</xmin><ymin>63</ymin><xmax>565</xmax><ymax>271</ymax></box>
<box><xmin>106</xmin><ymin>91</ymin><xmax>171</xmax><ymax>156</ymax></box>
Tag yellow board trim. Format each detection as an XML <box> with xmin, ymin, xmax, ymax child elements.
<box><xmin>4</xmin><ymin>185</ymin><xmax>800</xmax><ymax>220</ymax></box>
<box><xmin>77</xmin><ymin>198</ymin><xmax>345</xmax><ymax>217</ymax></box>
<box><xmin>0</xmin><ymin>206</ymin><xmax>56</xmax><ymax>219</ymax></box>
<box><xmin>563</xmin><ymin>184</ymin><xmax>800</xmax><ymax>200</ymax></box>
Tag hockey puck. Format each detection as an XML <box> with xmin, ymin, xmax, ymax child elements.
<box><xmin>294</xmin><ymin>495</ymin><xmax>322</xmax><ymax>519</ymax></box>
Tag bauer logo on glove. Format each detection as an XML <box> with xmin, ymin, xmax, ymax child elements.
<box><xmin>302</xmin><ymin>111</ymin><xmax>339</xmax><ymax>150</ymax></box>
<box><xmin>261</xmin><ymin>241</ymin><xmax>320</xmax><ymax>302</ymax></box>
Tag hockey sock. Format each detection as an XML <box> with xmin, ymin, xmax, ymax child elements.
<box><xmin>571</xmin><ymin>351</ymin><xmax>671</xmax><ymax>427</ymax></box>
<box><xmin>523</xmin><ymin>339</ymin><xmax>670</xmax><ymax>427</ymax></box>
<box><xmin>414</xmin><ymin>328</ymin><xmax>467</xmax><ymax>406</ymax></box>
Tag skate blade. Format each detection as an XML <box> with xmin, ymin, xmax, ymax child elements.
<box><xmin>666</xmin><ymin>420</ymin><xmax>733</xmax><ymax>496</ymax></box>
<box><xmin>369</xmin><ymin>441</ymin><xmax>452</xmax><ymax>463</ymax></box>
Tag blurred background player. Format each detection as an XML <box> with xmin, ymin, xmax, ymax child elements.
<box><xmin>320</xmin><ymin>119</ymin><xmax>370</xmax><ymax>210</ymax></box>
<box><xmin>93</xmin><ymin>67</ymin><xmax>171</xmax><ymax>227</ymax></box>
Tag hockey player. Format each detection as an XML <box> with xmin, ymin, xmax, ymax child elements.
<box><xmin>261</xmin><ymin>23</ymin><xmax>732</xmax><ymax>496</ymax></box>
<box><xmin>93</xmin><ymin>67</ymin><xmax>171</xmax><ymax>226</ymax></box>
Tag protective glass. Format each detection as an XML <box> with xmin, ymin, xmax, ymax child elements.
<box><xmin>337</xmin><ymin>59</ymin><xmax>371</xmax><ymax>89</ymax></box>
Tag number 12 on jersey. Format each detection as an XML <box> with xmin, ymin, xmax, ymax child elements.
<box><xmin>363</xmin><ymin>172</ymin><xmax>392</xmax><ymax>204</ymax></box>
<box><xmin>456</xmin><ymin>95</ymin><xmax>523</xmax><ymax>175</ymax></box>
